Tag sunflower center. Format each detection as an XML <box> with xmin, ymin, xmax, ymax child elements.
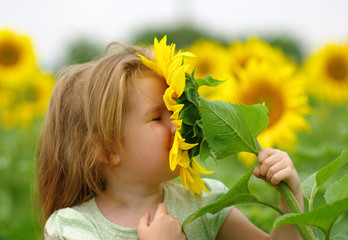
<box><xmin>198</xmin><ymin>60</ymin><xmax>212</xmax><ymax>76</ymax></box>
<box><xmin>241</xmin><ymin>82</ymin><xmax>284</xmax><ymax>128</ymax></box>
<box><xmin>0</xmin><ymin>42</ymin><xmax>21</xmax><ymax>66</ymax></box>
<box><xmin>326</xmin><ymin>56</ymin><xmax>347</xmax><ymax>81</ymax></box>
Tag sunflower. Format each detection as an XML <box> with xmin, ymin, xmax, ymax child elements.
<box><xmin>0</xmin><ymin>70</ymin><xmax>54</xmax><ymax>129</ymax></box>
<box><xmin>227</xmin><ymin>38</ymin><xmax>295</xmax><ymax>76</ymax></box>
<box><xmin>139</xmin><ymin>36</ymin><xmax>213</xmax><ymax>195</ymax></box>
<box><xmin>231</xmin><ymin>60</ymin><xmax>309</xmax><ymax>166</ymax></box>
<box><xmin>303</xmin><ymin>43</ymin><xmax>348</xmax><ymax>103</ymax></box>
<box><xmin>0</xmin><ymin>29</ymin><xmax>36</xmax><ymax>82</ymax></box>
<box><xmin>186</xmin><ymin>39</ymin><xmax>235</xmax><ymax>102</ymax></box>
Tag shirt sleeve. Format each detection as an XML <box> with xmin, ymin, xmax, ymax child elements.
<box><xmin>44</xmin><ymin>208</ymin><xmax>101</xmax><ymax>240</ymax></box>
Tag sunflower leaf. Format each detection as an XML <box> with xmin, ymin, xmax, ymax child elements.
<box><xmin>199</xmin><ymin>98</ymin><xmax>268</xmax><ymax>159</ymax></box>
<box><xmin>196</xmin><ymin>75</ymin><xmax>225</xmax><ymax>88</ymax></box>
<box><xmin>324</xmin><ymin>175</ymin><xmax>348</xmax><ymax>204</ymax></box>
<box><xmin>316</xmin><ymin>150</ymin><xmax>348</xmax><ymax>188</ymax></box>
<box><xmin>183</xmin><ymin>168</ymin><xmax>257</xmax><ymax>229</ymax></box>
<box><xmin>301</xmin><ymin>150</ymin><xmax>348</xmax><ymax>201</ymax></box>
<box><xmin>273</xmin><ymin>197</ymin><xmax>348</xmax><ymax>235</ymax></box>
<box><xmin>199</xmin><ymin>138</ymin><xmax>210</xmax><ymax>162</ymax></box>
<box><xmin>179</xmin><ymin>103</ymin><xmax>199</xmax><ymax>126</ymax></box>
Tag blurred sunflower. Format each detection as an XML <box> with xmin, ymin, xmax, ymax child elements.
<box><xmin>0</xmin><ymin>29</ymin><xmax>36</xmax><ymax>82</ymax></box>
<box><xmin>0</xmin><ymin>70</ymin><xmax>54</xmax><ymax>129</ymax></box>
<box><xmin>303</xmin><ymin>43</ymin><xmax>348</xmax><ymax>103</ymax></box>
<box><xmin>227</xmin><ymin>38</ymin><xmax>295</xmax><ymax>78</ymax></box>
<box><xmin>186</xmin><ymin>39</ymin><xmax>230</xmax><ymax>79</ymax></box>
<box><xmin>186</xmin><ymin>39</ymin><xmax>235</xmax><ymax>102</ymax></box>
<box><xmin>139</xmin><ymin>36</ymin><xmax>213</xmax><ymax>195</ymax></box>
<box><xmin>232</xmin><ymin>60</ymin><xmax>310</xmax><ymax>166</ymax></box>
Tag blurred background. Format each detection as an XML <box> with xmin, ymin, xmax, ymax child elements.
<box><xmin>1</xmin><ymin>0</ymin><xmax>348</xmax><ymax>239</ymax></box>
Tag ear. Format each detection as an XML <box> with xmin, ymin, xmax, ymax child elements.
<box><xmin>93</xmin><ymin>144</ymin><xmax>121</xmax><ymax>166</ymax></box>
<box><xmin>109</xmin><ymin>154</ymin><xmax>121</xmax><ymax>166</ymax></box>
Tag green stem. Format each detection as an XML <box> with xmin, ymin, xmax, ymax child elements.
<box><xmin>308</xmin><ymin>198</ymin><xmax>319</xmax><ymax>237</ymax></box>
<box><xmin>256</xmin><ymin>143</ymin><xmax>317</xmax><ymax>240</ymax></box>
<box><xmin>277</xmin><ymin>181</ymin><xmax>317</xmax><ymax>240</ymax></box>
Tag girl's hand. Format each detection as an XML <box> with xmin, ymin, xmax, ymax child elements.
<box><xmin>252</xmin><ymin>148</ymin><xmax>302</xmax><ymax>199</ymax></box>
<box><xmin>137</xmin><ymin>203</ymin><xmax>186</xmax><ymax>240</ymax></box>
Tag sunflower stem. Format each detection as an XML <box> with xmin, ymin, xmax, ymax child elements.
<box><xmin>256</xmin><ymin>144</ymin><xmax>317</xmax><ymax>240</ymax></box>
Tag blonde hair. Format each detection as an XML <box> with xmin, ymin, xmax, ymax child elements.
<box><xmin>36</xmin><ymin>43</ymin><xmax>153</xmax><ymax>224</ymax></box>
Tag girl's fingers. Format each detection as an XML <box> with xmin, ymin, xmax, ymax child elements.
<box><xmin>138</xmin><ymin>212</ymin><xmax>151</xmax><ymax>228</ymax></box>
<box><xmin>252</xmin><ymin>167</ymin><xmax>261</xmax><ymax>178</ymax></box>
<box><xmin>257</xmin><ymin>148</ymin><xmax>278</xmax><ymax>164</ymax></box>
<box><xmin>270</xmin><ymin>167</ymin><xmax>293</xmax><ymax>186</ymax></box>
<box><xmin>265</xmin><ymin>160</ymin><xmax>288</xmax><ymax>183</ymax></box>
<box><xmin>153</xmin><ymin>203</ymin><xmax>168</xmax><ymax>220</ymax></box>
<box><xmin>258</xmin><ymin>153</ymin><xmax>284</xmax><ymax>177</ymax></box>
<box><xmin>258</xmin><ymin>150</ymin><xmax>290</xmax><ymax>177</ymax></box>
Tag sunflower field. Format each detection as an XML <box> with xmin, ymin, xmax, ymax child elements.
<box><xmin>0</xmin><ymin>28</ymin><xmax>347</xmax><ymax>239</ymax></box>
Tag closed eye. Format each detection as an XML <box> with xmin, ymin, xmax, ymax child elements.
<box><xmin>152</xmin><ymin>117</ymin><xmax>161</xmax><ymax>121</ymax></box>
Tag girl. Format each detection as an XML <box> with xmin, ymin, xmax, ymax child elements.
<box><xmin>37</xmin><ymin>42</ymin><xmax>303</xmax><ymax>240</ymax></box>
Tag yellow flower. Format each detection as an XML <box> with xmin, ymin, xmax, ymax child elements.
<box><xmin>227</xmin><ymin>38</ymin><xmax>295</xmax><ymax>76</ymax></box>
<box><xmin>186</xmin><ymin>39</ymin><xmax>233</xmax><ymax>102</ymax></box>
<box><xmin>196</xmin><ymin>38</ymin><xmax>308</xmax><ymax>166</ymax></box>
<box><xmin>302</xmin><ymin>43</ymin><xmax>348</xmax><ymax>103</ymax></box>
<box><xmin>139</xmin><ymin>36</ymin><xmax>213</xmax><ymax>195</ymax></box>
<box><xmin>232</xmin><ymin>60</ymin><xmax>309</xmax><ymax>166</ymax></box>
<box><xmin>0</xmin><ymin>70</ymin><xmax>55</xmax><ymax>129</ymax></box>
<box><xmin>0</xmin><ymin>29</ymin><xmax>36</xmax><ymax>82</ymax></box>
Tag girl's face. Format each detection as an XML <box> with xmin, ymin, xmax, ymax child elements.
<box><xmin>113</xmin><ymin>72</ymin><xmax>179</xmax><ymax>186</ymax></box>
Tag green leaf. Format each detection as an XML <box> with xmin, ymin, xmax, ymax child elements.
<box><xmin>199</xmin><ymin>139</ymin><xmax>211</xmax><ymax>162</ymax></box>
<box><xmin>182</xmin><ymin>168</ymin><xmax>256</xmax><ymax>229</ymax></box>
<box><xmin>301</xmin><ymin>172</ymin><xmax>317</xmax><ymax>201</ymax></box>
<box><xmin>196</xmin><ymin>75</ymin><xmax>225</xmax><ymax>88</ymax></box>
<box><xmin>185</xmin><ymin>87</ymin><xmax>199</xmax><ymax>107</ymax></box>
<box><xmin>324</xmin><ymin>175</ymin><xmax>348</xmax><ymax>204</ymax></box>
<box><xmin>274</xmin><ymin>197</ymin><xmax>348</xmax><ymax>235</ymax></box>
<box><xmin>331</xmin><ymin>233</ymin><xmax>348</xmax><ymax>240</ymax></box>
<box><xmin>200</xmin><ymin>98</ymin><xmax>268</xmax><ymax>159</ymax></box>
<box><xmin>301</xmin><ymin>150</ymin><xmax>348</xmax><ymax>201</ymax></box>
<box><xmin>193</xmin><ymin>121</ymin><xmax>203</xmax><ymax>139</ymax></box>
<box><xmin>316</xmin><ymin>150</ymin><xmax>348</xmax><ymax>188</ymax></box>
<box><xmin>179</xmin><ymin>103</ymin><xmax>199</xmax><ymax>126</ymax></box>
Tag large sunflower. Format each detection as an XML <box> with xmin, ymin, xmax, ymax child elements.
<box><xmin>232</xmin><ymin>60</ymin><xmax>309</xmax><ymax>166</ymax></box>
<box><xmin>139</xmin><ymin>36</ymin><xmax>213</xmax><ymax>195</ymax></box>
<box><xmin>0</xmin><ymin>29</ymin><xmax>36</xmax><ymax>82</ymax></box>
<box><xmin>303</xmin><ymin>43</ymin><xmax>348</xmax><ymax>103</ymax></box>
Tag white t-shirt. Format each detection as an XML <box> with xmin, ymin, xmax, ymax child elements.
<box><xmin>45</xmin><ymin>178</ymin><xmax>232</xmax><ymax>240</ymax></box>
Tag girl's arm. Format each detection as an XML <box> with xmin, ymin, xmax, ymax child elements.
<box><xmin>217</xmin><ymin>148</ymin><xmax>303</xmax><ymax>240</ymax></box>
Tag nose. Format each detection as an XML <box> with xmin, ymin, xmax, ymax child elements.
<box><xmin>170</xmin><ymin>120</ymin><xmax>176</xmax><ymax>135</ymax></box>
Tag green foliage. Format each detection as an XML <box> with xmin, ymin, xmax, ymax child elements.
<box><xmin>324</xmin><ymin>175</ymin><xmax>348</xmax><ymax>204</ymax></box>
<box><xmin>302</xmin><ymin>150</ymin><xmax>348</xmax><ymax>201</ymax></box>
<box><xmin>0</xmin><ymin>122</ymin><xmax>42</xmax><ymax>240</ymax></box>
<box><xmin>177</xmin><ymin>71</ymin><xmax>347</xmax><ymax>239</ymax></box>
<box><xmin>200</xmin><ymin>99</ymin><xmax>268</xmax><ymax>158</ymax></box>
<box><xmin>55</xmin><ymin>37</ymin><xmax>104</xmax><ymax>71</ymax></box>
<box><xmin>274</xmin><ymin>150</ymin><xmax>348</xmax><ymax>238</ymax></box>
<box><xmin>183</xmin><ymin>168</ymin><xmax>280</xmax><ymax>230</ymax></box>
<box><xmin>133</xmin><ymin>26</ymin><xmax>214</xmax><ymax>49</ymax></box>
<box><xmin>196</xmin><ymin>75</ymin><xmax>225</xmax><ymax>88</ymax></box>
<box><xmin>274</xmin><ymin>197</ymin><xmax>348</xmax><ymax>236</ymax></box>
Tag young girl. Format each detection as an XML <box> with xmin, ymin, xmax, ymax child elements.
<box><xmin>37</xmin><ymin>42</ymin><xmax>303</xmax><ymax>240</ymax></box>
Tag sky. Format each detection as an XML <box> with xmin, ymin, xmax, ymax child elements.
<box><xmin>1</xmin><ymin>0</ymin><xmax>348</xmax><ymax>70</ymax></box>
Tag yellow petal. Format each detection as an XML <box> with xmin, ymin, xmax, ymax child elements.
<box><xmin>191</xmin><ymin>158</ymin><xmax>214</xmax><ymax>174</ymax></box>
